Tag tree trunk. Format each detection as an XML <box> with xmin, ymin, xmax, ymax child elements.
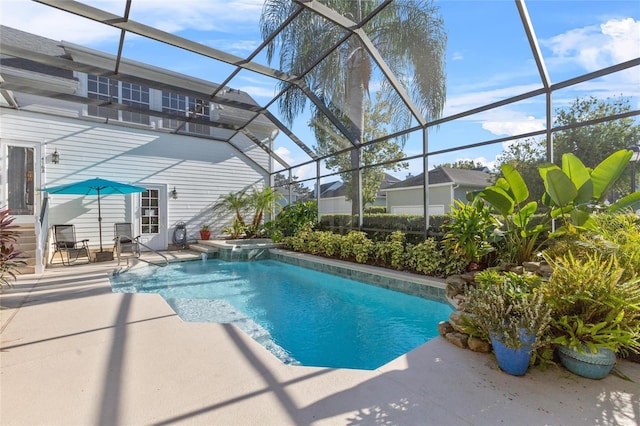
<box><xmin>346</xmin><ymin>44</ymin><xmax>366</xmax><ymax>226</ymax></box>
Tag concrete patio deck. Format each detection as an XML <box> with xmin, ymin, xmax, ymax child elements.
<box><xmin>1</xmin><ymin>254</ymin><xmax>639</xmax><ymax>425</ymax></box>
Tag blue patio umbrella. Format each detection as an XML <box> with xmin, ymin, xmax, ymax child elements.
<box><xmin>41</xmin><ymin>177</ymin><xmax>146</xmax><ymax>252</ymax></box>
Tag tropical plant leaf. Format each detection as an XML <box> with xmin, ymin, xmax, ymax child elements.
<box><xmin>513</xmin><ymin>201</ymin><xmax>537</xmax><ymax>228</ymax></box>
<box><xmin>609</xmin><ymin>191</ymin><xmax>640</xmax><ymax>212</ymax></box>
<box><xmin>561</xmin><ymin>153</ymin><xmax>592</xmax><ymax>204</ymax></box>
<box><xmin>591</xmin><ymin>150</ymin><xmax>632</xmax><ymax>201</ymax></box>
<box><xmin>502</xmin><ymin>164</ymin><xmax>529</xmax><ymax>204</ymax></box>
<box><xmin>540</xmin><ymin>165</ymin><xmax>577</xmax><ymax>207</ymax></box>
<box><xmin>570</xmin><ymin>208</ymin><xmax>592</xmax><ymax>227</ymax></box>
<box><xmin>494</xmin><ymin>177</ymin><xmax>510</xmax><ymax>193</ymax></box>
<box><xmin>479</xmin><ymin>187</ymin><xmax>514</xmax><ymax>216</ymax></box>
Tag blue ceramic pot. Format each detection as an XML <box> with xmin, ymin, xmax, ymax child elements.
<box><xmin>490</xmin><ymin>332</ymin><xmax>534</xmax><ymax>376</ymax></box>
<box><xmin>557</xmin><ymin>345</ymin><xmax>616</xmax><ymax>380</ymax></box>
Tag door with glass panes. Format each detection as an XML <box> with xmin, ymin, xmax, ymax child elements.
<box><xmin>3</xmin><ymin>142</ymin><xmax>40</xmax><ymax>224</ymax></box>
<box><xmin>139</xmin><ymin>185</ymin><xmax>167</xmax><ymax>251</ymax></box>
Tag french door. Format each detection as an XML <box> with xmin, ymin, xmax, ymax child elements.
<box><xmin>138</xmin><ymin>185</ymin><xmax>168</xmax><ymax>251</ymax></box>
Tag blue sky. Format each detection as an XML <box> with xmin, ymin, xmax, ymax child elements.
<box><xmin>2</xmin><ymin>0</ymin><xmax>639</xmax><ymax>183</ymax></box>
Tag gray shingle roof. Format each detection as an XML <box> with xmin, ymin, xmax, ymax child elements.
<box><xmin>311</xmin><ymin>173</ymin><xmax>400</xmax><ymax>198</ymax></box>
<box><xmin>384</xmin><ymin>167</ymin><xmax>491</xmax><ymax>190</ymax></box>
<box><xmin>1</xmin><ymin>26</ymin><xmax>73</xmax><ymax>79</ymax></box>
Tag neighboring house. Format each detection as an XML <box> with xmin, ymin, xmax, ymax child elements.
<box><xmin>0</xmin><ymin>26</ymin><xmax>276</xmax><ymax>268</ymax></box>
<box><xmin>310</xmin><ymin>173</ymin><xmax>401</xmax><ymax>214</ymax></box>
<box><xmin>383</xmin><ymin>167</ymin><xmax>492</xmax><ymax>215</ymax></box>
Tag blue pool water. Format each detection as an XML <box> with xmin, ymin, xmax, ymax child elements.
<box><xmin>110</xmin><ymin>259</ymin><xmax>453</xmax><ymax>370</ymax></box>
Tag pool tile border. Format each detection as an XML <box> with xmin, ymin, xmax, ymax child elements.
<box><xmin>269</xmin><ymin>249</ymin><xmax>449</xmax><ymax>304</ymax></box>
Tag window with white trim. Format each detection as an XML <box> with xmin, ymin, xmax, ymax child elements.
<box><xmin>87</xmin><ymin>75</ymin><xmax>150</xmax><ymax>124</ymax></box>
<box><xmin>161</xmin><ymin>92</ymin><xmax>211</xmax><ymax>136</ymax></box>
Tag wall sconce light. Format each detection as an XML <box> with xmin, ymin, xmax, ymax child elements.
<box><xmin>170</xmin><ymin>187</ymin><xmax>178</xmax><ymax>200</ymax></box>
<box><xmin>51</xmin><ymin>148</ymin><xmax>60</xmax><ymax>164</ymax></box>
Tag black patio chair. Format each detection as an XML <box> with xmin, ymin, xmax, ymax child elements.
<box><xmin>51</xmin><ymin>224</ymin><xmax>91</xmax><ymax>265</ymax></box>
<box><xmin>113</xmin><ymin>222</ymin><xmax>140</xmax><ymax>265</ymax></box>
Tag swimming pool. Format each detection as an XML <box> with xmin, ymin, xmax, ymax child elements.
<box><xmin>110</xmin><ymin>259</ymin><xmax>453</xmax><ymax>370</ymax></box>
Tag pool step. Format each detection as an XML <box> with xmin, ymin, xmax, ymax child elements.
<box><xmin>188</xmin><ymin>243</ymin><xmax>218</xmax><ymax>254</ymax></box>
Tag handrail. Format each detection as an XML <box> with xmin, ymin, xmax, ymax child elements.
<box><xmin>135</xmin><ymin>239</ymin><xmax>169</xmax><ymax>267</ymax></box>
<box><xmin>115</xmin><ymin>234</ymin><xmax>168</xmax><ymax>267</ymax></box>
<box><xmin>35</xmin><ymin>196</ymin><xmax>50</xmax><ymax>274</ymax></box>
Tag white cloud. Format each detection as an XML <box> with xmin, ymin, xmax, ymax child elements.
<box><xmin>273</xmin><ymin>146</ymin><xmax>314</xmax><ymax>181</ymax></box>
<box><xmin>237</xmin><ymin>85</ymin><xmax>276</xmax><ymax>99</ymax></box>
<box><xmin>128</xmin><ymin>0</ymin><xmax>263</xmax><ymax>33</ymax></box>
<box><xmin>204</xmin><ymin>39</ymin><xmax>260</xmax><ymax>54</ymax></box>
<box><xmin>442</xmin><ymin>17</ymin><xmax>639</xmax><ymax>151</ymax></box>
<box><xmin>451</xmin><ymin>156</ymin><xmax>496</xmax><ymax>171</ymax></box>
<box><xmin>482</xmin><ymin>115</ymin><xmax>545</xmax><ymax>137</ymax></box>
<box><xmin>541</xmin><ymin>17</ymin><xmax>640</xmax><ymax>91</ymax></box>
<box><xmin>542</xmin><ymin>18</ymin><xmax>640</xmax><ymax>71</ymax></box>
<box><xmin>274</xmin><ymin>146</ymin><xmax>292</xmax><ymax>163</ymax></box>
<box><xmin>451</xmin><ymin>51</ymin><xmax>464</xmax><ymax>61</ymax></box>
<box><xmin>0</xmin><ymin>0</ymin><xmax>263</xmax><ymax>44</ymax></box>
<box><xmin>0</xmin><ymin>0</ymin><xmax>121</xmax><ymax>44</ymax></box>
<box><xmin>443</xmin><ymin>84</ymin><xmax>542</xmax><ymax>117</ymax></box>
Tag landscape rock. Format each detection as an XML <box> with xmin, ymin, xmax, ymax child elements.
<box><xmin>522</xmin><ymin>261</ymin><xmax>539</xmax><ymax>273</ymax></box>
<box><xmin>437</xmin><ymin>321</ymin><xmax>454</xmax><ymax>336</ymax></box>
<box><xmin>448</xmin><ymin>311</ymin><xmax>468</xmax><ymax>333</ymax></box>
<box><xmin>508</xmin><ymin>265</ymin><xmax>524</xmax><ymax>275</ymax></box>
<box><xmin>468</xmin><ymin>336</ymin><xmax>491</xmax><ymax>353</ymax></box>
<box><xmin>460</xmin><ymin>273</ymin><xmax>477</xmax><ymax>284</ymax></box>
<box><xmin>454</xmin><ymin>294</ymin><xmax>466</xmax><ymax>311</ymax></box>
<box><xmin>445</xmin><ymin>275</ymin><xmax>467</xmax><ymax>298</ymax></box>
<box><xmin>445</xmin><ymin>332</ymin><xmax>469</xmax><ymax>349</ymax></box>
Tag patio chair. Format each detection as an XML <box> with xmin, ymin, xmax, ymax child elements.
<box><xmin>51</xmin><ymin>224</ymin><xmax>91</xmax><ymax>265</ymax></box>
<box><xmin>113</xmin><ymin>222</ymin><xmax>140</xmax><ymax>265</ymax></box>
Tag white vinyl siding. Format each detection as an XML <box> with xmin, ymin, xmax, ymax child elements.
<box><xmin>386</xmin><ymin>185</ymin><xmax>454</xmax><ymax>215</ymax></box>
<box><xmin>0</xmin><ymin>109</ymin><xmax>269</xmax><ymax>250</ymax></box>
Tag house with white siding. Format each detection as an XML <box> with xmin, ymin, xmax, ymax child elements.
<box><xmin>0</xmin><ymin>26</ymin><xmax>276</xmax><ymax>270</ymax></box>
<box><xmin>383</xmin><ymin>167</ymin><xmax>492</xmax><ymax>215</ymax></box>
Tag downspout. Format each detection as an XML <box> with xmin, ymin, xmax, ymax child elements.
<box><xmin>451</xmin><ymin>184</ymin><xmax>459</xmax><ymax>212</ymax></box>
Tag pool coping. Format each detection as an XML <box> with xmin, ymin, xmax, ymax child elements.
<box><xmin>269</xmin><ymin>249</ymin><xmax>448</xmax><ymax>304</ymax></box>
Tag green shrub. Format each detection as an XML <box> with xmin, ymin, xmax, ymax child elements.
<box><xmin>439</xmin><ymin>249</ymin><xmax>469</xmax><ymax>277</ymax></box>
<box><xmin>319</xmin><ymin>214</ymin><xmax>353</xmax><ymax>234</ymax></box>
<box><xmin>273</xmin><ymin>200</ymin><xmax>318</xmax><ymax>237</ymax></box>
<box><xmin>340</xmin><ymin>231</ymin><xmax>374</xmax><ymax>263</ymax></box>
<box><xmin>406</xmin><ymin>238</ymin><xmax>442</xmax><ymax>276</ymax></box>
<box><xmin>544</xmin><ymin>212</ymin><xmax>640</xmax><ymax>283</ymax></box>
<box><xmin>374</xmin><ymin>231</ymin><xmax>407</xmax><ymax>270</ymax></box>
<box><xmin>406</xmin><ymin>239</ymin><xmax>467</xmax><ymax>277</ymax></box>
<box><xmin>427</xmin><ymin>215</ymin><xmax>450</xmax><ymax>239</ymax></box>
<box><xmin>442</xmin><ymin>199</ymin><xmax>497</xmax><ymax>267</ymax></box>
<box><xmin>364</xmin><ymin>206</ymin><xmax>386</xmax><ymax>214</ymax></box>
<box><xmin>542</xmin><ymin>251</ymin><xmax>640</xmax><ymax>354</ymax></box>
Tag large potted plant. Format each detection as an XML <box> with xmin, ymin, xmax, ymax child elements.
<box><xmin>542</xmin><ymin>251</ymin><xmax>640</xmax><ymax>379</ymax></box>
<box><xmin>464</xmin><ymin>271</ymin><xmax>552</xmax><ymax>376</ymax></box>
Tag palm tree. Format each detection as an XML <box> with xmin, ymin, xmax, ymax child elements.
<box><xmin>261</xmin><ymin>0</ymin><xmax>447</xmax><ymax>218</ymax></box>
<box><xmin>213</xmin><ymin>191</ymin><xmax>250</xmax><ymax>227</ymax></box>
<box><xmin>250</xmin><ymin>186</ymin><xmax>285</xmax><ymax>229</ymax></box>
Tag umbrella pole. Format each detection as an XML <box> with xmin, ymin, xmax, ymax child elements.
<box><xmin>97</xmin><ymin>189</ymin><xmax>103</xmax><ymax>252</ymax></box>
